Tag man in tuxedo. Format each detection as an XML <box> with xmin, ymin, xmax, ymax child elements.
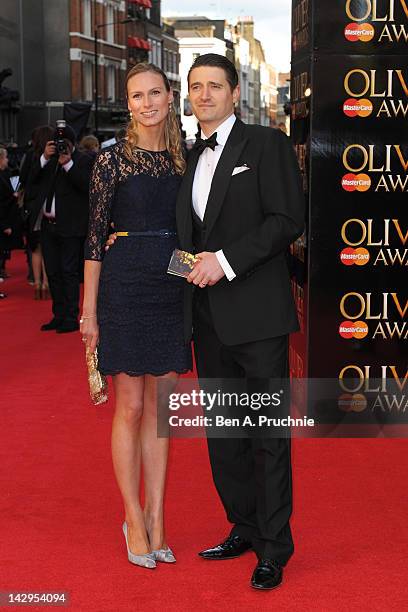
<box><xmin>176</xmin><ymin>54</ymin><xmax>304</xmax><ymax>590</ymax></box>
<box><xmin>30</xmin><ymin>124</ymin><xmax>93</xmax><ymax>332</ymax></box>
<box><xmin>0</xmin><ymin>147</ymin><xmax>21</xmax><ymax>293</ymax></box>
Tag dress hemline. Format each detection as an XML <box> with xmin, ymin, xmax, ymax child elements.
<box><xmin>100</xmin><ymin>368</ymin><xmax>191</xmax><ymax>378</ymax></box>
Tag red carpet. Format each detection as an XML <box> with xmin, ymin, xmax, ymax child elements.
<box><xmin>1</xmin><ymin>252</ymin><xmax>407</xmax><ymax>611</ymax></box>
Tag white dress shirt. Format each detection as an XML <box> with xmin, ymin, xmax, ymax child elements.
<box><xmin>192</xmin><ymin>114</ymin><xmax>236</xmax><ymax>281</ymax></box>
<box><xmin>40</xmin><ymin>153</ymin><xmax>74</xmax><ymax>219</ymax></box>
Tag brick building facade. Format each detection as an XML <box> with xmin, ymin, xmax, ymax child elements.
<box><xmin>69</xmin><ymin>0</ymin><xmax>129</xmax><ymax>134</ymax></box>
<box><xmin>0</xmin><ymin>0</ymin><xmax>180</xmax><ymax>144</ymax></box>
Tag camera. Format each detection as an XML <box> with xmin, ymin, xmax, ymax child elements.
<box><xmin>55</xmin><ymin>119</ymin><xmax>68</xmax><ymax>155</ymax></box>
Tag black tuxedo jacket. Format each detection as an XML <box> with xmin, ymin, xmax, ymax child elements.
<box><xmin>0</xmin><ymin>170</ymin><xmax>22</xmax><ymax>250</ymax></box>
<box><xmin>0</xmin><ymin>171</ymin><xmax>15</xmax><ymax>230</ymax></box>
<box><xmin>30</xmin><ymin>149</ymin><xmax>93</xmax><ymax>237</ymax></box>
<box><xmin>176</xmin><ymin>119</ymin><xmax>305</xmax><ymax>346</ymax></box>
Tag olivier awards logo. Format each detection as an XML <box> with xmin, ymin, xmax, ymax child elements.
<box><xmin>343</xmin><ymin>0</ymin><xmax>408</xmax><ymax>44</ymax></box>
<box><xmin>342</xmin><ymin>68</ymin><xmax>408</xmax><ymax>118</ymax></box>
<box><xmin>340</xmin><ymin>218</ymin><xmax>408</xmax><ymax>266</ymax></box>
<box><xmin>341</xmin><ymin>143</ymin><xmax>408</xmax><ymax>192</ymax></box>
<box><xmin>338</xmin><ymin>292</ymin><xmax>408</xmax><ymax>340</ymax></box>
<box><xmin>338</xmin><ymin>364</ymin><xmax>408</xmax><ymax>413</ymax></box>
<box><xmin>292</xmin><ymin>0</ymin><xmax>309</xmax><ymax>52</ymax></box>
<box><xmin>292</xmin><ymin>71</ymin><xmax>310</xmax><ymax>120</ymax></box>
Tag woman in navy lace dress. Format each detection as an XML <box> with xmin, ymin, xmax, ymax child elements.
<box><xmin>81</xmin><ymin>64</ymin><xmax>192</xmax><ymax>569</ymax></box>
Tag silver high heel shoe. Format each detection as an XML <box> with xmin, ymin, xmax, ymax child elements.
<box><xmin>122</xmin><ymin>522</ymin><xmax>156</xmax><ymax>569</ymax></box>
<box><xmin>152</xmin><ymin>547</ymin><xmax>176</xmax><ymax>563</ymax></box>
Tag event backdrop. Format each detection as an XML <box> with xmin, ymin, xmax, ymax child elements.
<box><xmin>290</xmin><ymin>0</ymin><xmax>407</xmax><ymax>424</ymax></box>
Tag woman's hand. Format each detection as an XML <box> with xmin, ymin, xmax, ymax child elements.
<box><xmin>105</xmin><ymin>232</ymin><xmax>117</xmax><ymax>251</ymax></box>
<box><xmin>80</xmin><ymin>316</ymin><xmax>99</xmax><ymax>354</ymax></box>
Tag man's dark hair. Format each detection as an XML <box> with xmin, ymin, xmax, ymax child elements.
<box><xmin>188</xmin><ymin>53</ymin><xmax>239</xmax><ymax>92</ymax></box>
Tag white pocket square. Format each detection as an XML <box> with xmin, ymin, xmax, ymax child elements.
<box><xmin>231</xmin><ymin>165</ymin><xmax>251</xmax><ymax>176</ymax></box>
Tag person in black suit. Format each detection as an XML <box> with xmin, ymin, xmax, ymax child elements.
<box><xmin>30</xmin><ymin>124</ymin><xmax>93</xmax><ymax>332</ymax></box>
<box><xmin>19</xmin><ymin>125</ymin><xmax>54</xmax><ymax>299</ymax></box>
<box><xmin>176</xmin><ymin>54</ymin><xmax>305</xmax><ymax>590</ymax></box>
<box><xmin>0</xmin><ymin>147</ymin><xmax>22</xmax><ymax>293</ymax></box>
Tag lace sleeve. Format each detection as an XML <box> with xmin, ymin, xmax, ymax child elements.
<box><xmin>85</xmin><ymin>148</ymin><xmax>118</xmax><ymax>261</ymax></box>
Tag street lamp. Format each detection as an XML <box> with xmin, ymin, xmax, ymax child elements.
<box><xmin>94</xmin><ymin>18</ymin><xmax>134</xmax><ymax>137</ymax></box>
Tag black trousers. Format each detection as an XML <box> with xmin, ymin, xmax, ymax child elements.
<box><xmin>193</xmin><ymin>290</ymin><xmax>294</xmax><ymax>565</ymax></box>
<box><xmin>41</xmin><ymin>220</ymin><xmax>82</xmax><ymax>323</ymax></box>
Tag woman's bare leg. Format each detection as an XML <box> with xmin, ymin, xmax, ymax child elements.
<box><xmin>141</xmin><ymin>373</ymin><xmax>178</xmax><ymax>550</ymax></box>
<box><xmin>41</xmin><ymin>250</ymin><xmax>49</xmax><ymax>288</ymax></box>
<box><xmin>31</xmin><ymin>247</ymin><xmax>42</xmax><ymax>287</ymax></box>
<box><xmin>112</xmin><ymin>373</ymin><xmax>150</xmax><ymax>554</ymax></box>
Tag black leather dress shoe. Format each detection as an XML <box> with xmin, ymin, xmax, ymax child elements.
<box><xmin>56</xmin><ymin>321</ymin><xmax>79</xmax><ymax>334</ymax></box>
<box><xmin>251</xmin><ymin>559</ymin><xmax>283</xmax><ymax>590</ymax></box>
<box><xmin>40</xmin><ymin>318</ymin><xmax>62</xmax><ymax>331</ymax></box>
<box><xmin>198</xmin><ymin>534</ymin><xmax>252</xmax><ymax>560</ymax></box>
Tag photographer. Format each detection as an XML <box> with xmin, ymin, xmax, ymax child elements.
<box><xmin>30</xmin><ymin>122</ymin><xmax>93</xmax><ymax>332</ymax></box>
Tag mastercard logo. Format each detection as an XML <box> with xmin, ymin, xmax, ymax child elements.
<box><xmin>338</xmin><ymin>393</ymin><xmax>367</xmax><ymax>412</ymax></box>
<box><xmin>343</xmin><ymin>98</ymin><xmax>373</xmax><ymax>117</ymax></box>
<box><xmin>339</xmin><ymin>320</ymin><xmax>369</xmax><ymax>339</ymax></box>
<box><xmin>344</xmin><ymin>23</ymin><xmax>375</xmax><ymax>42</ymax></box>
<box><xmin>340</xmin><ymin>247</ymin><xmax>370</xmax><ymax>266</ymax></box>
<box><xmin>341</xmin><ymin>173</ymin><xmax>371</xmax><ymax>192</ymax></box>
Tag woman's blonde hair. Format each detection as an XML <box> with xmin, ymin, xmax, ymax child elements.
<box><xmin>124</xmin><ymin>63</ymin><xmax>185</xmax><ymax>175</ymax></box>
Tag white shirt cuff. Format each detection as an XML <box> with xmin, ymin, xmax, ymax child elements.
<box><xmin>215</xmin><ymin>250</ymin><xmax>236</xmax><ymax>281</ymax></box>
<box><xmin>40</xmin><ymin>154</ymin><xmax>49</xmax><ymax>168</ymax></box>
<box><xmin>63</xmin><ymin>159</ymin><xmax>74</xmax><ymax>172</ymax></box>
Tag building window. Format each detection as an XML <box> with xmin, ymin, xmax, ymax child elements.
<box><xmin>83</xmin><ymin>60</ymin><xmax>93</xmax><ymax>101</ymax></box>
<box><xmin>82</xmin><ymin>0</ymin><xmax>92</xmax><ymax>37</ymax></box>
<box><xmin>106</xmin><ymin>4</ymin><xmax>114</xmax><ymax>43</ymax></box>
<box><xmin>148</xmin><ymin>39</ymin><xmax>162</xmax><ymax>68</ymax></box>
<box><xmin>107</xmin><ymin>65</ymin><xmax>116</xmax><ymax>102</ymax></box>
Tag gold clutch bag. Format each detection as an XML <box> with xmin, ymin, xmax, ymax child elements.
<box><xmin>85</xmin><ymin>346</ymin><xmax>108</xmax><ymax>405</ymax></box>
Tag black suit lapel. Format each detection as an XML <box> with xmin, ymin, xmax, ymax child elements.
<box><xmin>203</xmin><ymin>119</ymin><xmax>247</xmax><ymax>241</ymax></box>
<box><xmin>176</xmin><ymin>147</ymin><xmax>200</xmax><ymax>250</ymax></box>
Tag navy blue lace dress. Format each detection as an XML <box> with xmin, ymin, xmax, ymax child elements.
<box><xmin>85</xmin><ymin>140</ymin><xmax>192</xmax><ymax>376</ymax></box>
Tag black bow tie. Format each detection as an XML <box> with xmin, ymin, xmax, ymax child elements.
<box><xmin>193</xmin><ymin>132</ymin><xmax>218</xmax><ymax>155</ymax></box>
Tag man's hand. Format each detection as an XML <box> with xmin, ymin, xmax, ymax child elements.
<box><xmin>43</xmin><ymin>141</ymin><xmax>56</xmax><ymax>161</ymax></box>
<box><xmin>187</xmin><ymin>252</ymin><xmax>225</xmax><ymax>287</ymax></box>
<box><xmin>58</xmin><ymin>140</ymin><xmax>73</xmax><ymax>166</ymax></box>
<box><xmin>3</xmin><ymin>228</ymin><xmax>12</xmax><ymax>236</ymax></box>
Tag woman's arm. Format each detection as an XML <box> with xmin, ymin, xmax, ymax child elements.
<box><xmin>80</xmin><ymin>260</ymin><xmax>102</xmax><ymax>353</ymax></box>
<box><xmin>82</xmin><ymin>147</ymin><xmax>118</xmax><ymax>351</ymax></box>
